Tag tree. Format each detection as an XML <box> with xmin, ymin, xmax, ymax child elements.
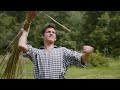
<box><xmin>82</xmin><ymin>11</ymin><xmax>120</xmax><ymax>57</ymax></box>
<box><xmin>0</xmin><ymin>13</ymin><xmax>19</xmax><ymax>54</ymax></box>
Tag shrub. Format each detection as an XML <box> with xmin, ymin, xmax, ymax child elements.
<box><xmin>87</xmin><ymin>50</ymin><xmax>109</xmax><ymax>67</ymax></box>
<box><xmin>110</xmin><ymin>48</ymin><xmax>120</xmax><ymax>58</ymax></box>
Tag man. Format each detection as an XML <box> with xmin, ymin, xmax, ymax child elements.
<box><xmin>18</xmin><ymin>23</ymin><xmax>94</xmax><ymax>79</ymax></box>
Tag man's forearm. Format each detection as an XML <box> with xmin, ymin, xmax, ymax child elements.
<box><xmin>81</xmin><ymin>53</ymin><xmax>90</xmax><ymax>64</ymax></box>
<box><xmin>18</xmin><ymin>30</ymin><xmax>28</xmax><ymax>52</ymax></box>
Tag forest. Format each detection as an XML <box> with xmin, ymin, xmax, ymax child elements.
<box><xmin>0</xmin><ymin>11</ymin><xmax>119</xmax><ymax>58</ymax></box>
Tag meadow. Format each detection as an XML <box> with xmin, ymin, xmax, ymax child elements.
<box><xmin>21</xmin><ymin>58</ymin><xmax>120</xmax><ymax>79</ymax></box>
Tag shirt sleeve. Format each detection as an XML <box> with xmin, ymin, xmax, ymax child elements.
<box><xmin>25</xmin><ymin>44</ymin><xmax>39</xmax><ymax>62</ymax></box>
<box><xmin>62</xmin><ymin>47</ymin><xmax>86</xmax><ymax>68</ymax></box>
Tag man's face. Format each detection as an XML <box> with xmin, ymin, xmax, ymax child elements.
<box><xmin>43</xmin><ymin>28</ymin><xmax>56</xmax><ymax>43</ymax></box>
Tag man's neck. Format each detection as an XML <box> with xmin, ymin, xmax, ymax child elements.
<box><xmin>44</xmin><ymin>42</ymin><xmax>55</xmax><ymax>50</ymax></box>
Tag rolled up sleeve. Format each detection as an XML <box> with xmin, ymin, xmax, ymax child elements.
<box><xmin>62</xmin><ymin>47</ymin><xmax>86</xmax><ymax>68</ymax></box>
<box><xmin>26</xmin><ymin>44</ymin><xmax>38</xmax><ymax>61</ymax></box>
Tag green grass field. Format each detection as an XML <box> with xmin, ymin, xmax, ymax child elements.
<box><xmin>1</xmin><ymin>57</ymin><xmax>120</xmax><ymax>79</ymax></box>
<box><xmin>22</xmin><ymin>58</ymin><xmax>120</xmax><ymax>79</ymax></box>
<box><xmin>65</xmin><ymin>60</ymin><xmax>120</xmax><ymax>79</ymax></box>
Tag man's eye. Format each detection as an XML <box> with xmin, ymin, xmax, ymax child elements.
<box><xmin>47</xmin><ymin>31</ymin><xmax>50</xmax><ymax>33</ymax></box>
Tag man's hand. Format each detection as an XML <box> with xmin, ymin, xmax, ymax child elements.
<box><xmin>81</xmin><ymin>45</ymin><xmax>94</xmax><ymax>64</ymax></box>
<box><xmin>19</xmin><ymin>28</ymin><xmax>28</xmax><ymax>36</ymax></box>
<box><xmin>20</xmin><ymin>25</ymin><xmax>30</xmax><ymax>36</ymax></box>
<box><xmin>82</xmin><ymin>45</ymin><xmax>94</xmax><ymax>55</ymax></box>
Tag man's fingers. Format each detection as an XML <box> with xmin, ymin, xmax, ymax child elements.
<box><xmin>21</xmin><ymin>28</ymin><xmax>24</xmax><ymax>31</ymax></box>
<box><xmin>82</xmin><ymin>45</ymin><xmax>94</xmax><ymax>53</ymax></box>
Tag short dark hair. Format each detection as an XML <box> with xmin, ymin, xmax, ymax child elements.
<box><xmin>42</xmin><ymin>23</ymin><xmax>56</xmax><ymax>35</ymax></box>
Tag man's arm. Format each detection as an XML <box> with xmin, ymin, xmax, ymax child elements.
<box><xmin>81</xmin><ymin>45</ymin><xmax>94</xmax><ymax>64</ymax></box>
<box><xmin>18</xmin><ymin>28</ymin><xmax>29</xmax><ymax>52</ymax></box>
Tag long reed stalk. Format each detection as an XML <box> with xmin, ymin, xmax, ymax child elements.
<box><xmin>0</xmin><ymin>11</ymin><xmax>38</xmax><ymax>79</ymax></box>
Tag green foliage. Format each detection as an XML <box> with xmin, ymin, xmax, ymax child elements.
<box><xmin>82</xmin><ymin>11</ymin><xmax>120</xmax><ymax>57</ymax></box>
<box><xmin>110</xmin><ymin>48</ymin><xmax>120</xmax><ymax>58</ymax></box>
<box><xmin>0</xmin><ymin>13</ymin><xmax>19</xmax><ymax>54</ymax></box>
<box><xmin>87</xmin><ymin>50</ymin><xmax>109</xmax><ymax>67</ymax></box>
<box><xmin>0</xmin><ymin>11</ymin><xmax>119</xmax><ymax>58</ymax></box>
<box><xmin>3</xmin><ymin>11</ymin><xmax>25</xmax><ymax>23</ymax></box>
<box><xmin>67</xmin><ymin>11</ymin><xmax>86</xmax><ymax>50</ymax></box>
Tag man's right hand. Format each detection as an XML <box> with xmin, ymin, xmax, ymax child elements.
<box><xmin>20</xmin><ymin>26</ymin><xmax>30</xmax><ymax>36</ymax></box>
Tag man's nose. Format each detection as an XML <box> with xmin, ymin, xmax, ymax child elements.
<box><xmin>50</xmin><ymin>32</ymin><xmax>53</xmax><ymax>35</ymax></box>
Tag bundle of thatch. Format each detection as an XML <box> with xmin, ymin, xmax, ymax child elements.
<box><xmin>0</xmin><ymin>11</ymin><xmax>38</xmax><ymax>79</ymax></box>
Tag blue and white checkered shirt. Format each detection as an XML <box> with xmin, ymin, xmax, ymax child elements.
<box><xmin>26</xmin><ymin>44</ymin><xmax>85</xmax><ymax>79</ymax></box>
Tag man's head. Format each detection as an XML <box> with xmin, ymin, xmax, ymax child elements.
<box><xmin>42</xmin><ymin>23</ymin><xmax>57</xmax><ymax>44</ymax></box>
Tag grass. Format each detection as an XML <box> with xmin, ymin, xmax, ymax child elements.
<box><xmin>65</xmin><ymin>60</ymin><xmax>120</xmax><ymax>79</ymax></box>
<box><xmin>1</xmin><ymin>57</ymin><xmax>120</xmax><ymax>79</ymax></box>
<box><xmin>22</xmin><ymin>59</ymin><xmax>34</xmax><ymax>79</ymax></box>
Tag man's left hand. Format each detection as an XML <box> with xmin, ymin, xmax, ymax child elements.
<box><xmin>82</xmin><ymin>45</ymin><xmax>94</xmax><ymax>55</ymax></box>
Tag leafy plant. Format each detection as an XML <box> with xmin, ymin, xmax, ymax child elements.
<box><xmin>87</xmin><ymin>50</ymin><xmax>109</xmax><ymax>67</ymax></box>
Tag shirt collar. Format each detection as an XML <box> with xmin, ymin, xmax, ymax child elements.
<box><xmin>39</xmin><ymin>45</ymin><xmax>58</xmax><ymax>49</ymax></box>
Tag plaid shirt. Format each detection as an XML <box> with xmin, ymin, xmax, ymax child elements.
<box><xmin>26</xmin><ymin>44</ymin><xmax>85</xmax><ymax>79</ymax></box>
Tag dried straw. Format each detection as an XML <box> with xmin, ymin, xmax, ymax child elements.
<box><xmin>0</xmin><ymin>11</ymin><xmax>38</xmax><ymax>79</ymax></box>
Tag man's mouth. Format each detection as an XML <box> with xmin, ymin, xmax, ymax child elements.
<box><xmin>49</xmin><ymin>36</ymin><xmax>54</xmax><ymax>38</ymax></box>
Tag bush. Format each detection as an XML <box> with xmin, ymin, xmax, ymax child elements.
<box><xmin>110</xmin><ymin>48</ymin><xmax>120</xmax><ymax>58</ymax></box>
<box><xmin>87</xmin><ymin>50</ymin><xmax>109</xmax><ymax>67</ymax></box>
